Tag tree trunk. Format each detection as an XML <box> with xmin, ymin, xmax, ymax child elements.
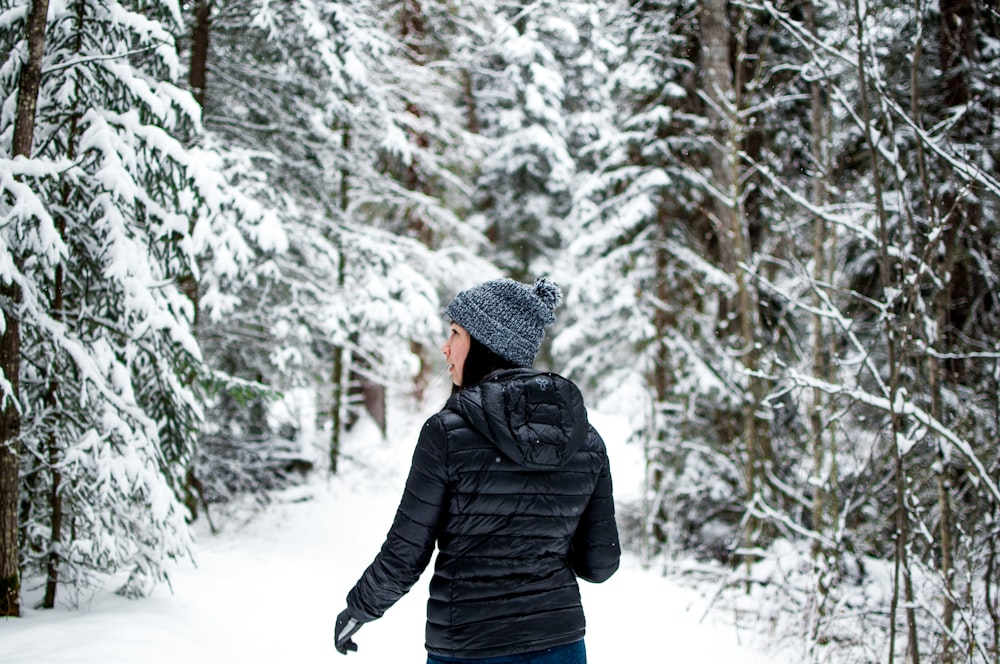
<box><xmin>330</xmin><ymin>346</ymin><xmax>346</xmax><ymax>474</ymax></box>
<box><xmin>938</xmin><ymin>0</ymin><xmax>974</xmax><ymax>109</ymax></box>
<box><xmin>40</xmin><ymin>0</ymin><xmax>87</xmax><ymax>609</ymax></box>
<box><xmin>992</xmin><ymin>365</ymin><xmax>1000</xmax><ymax>661</ymax></box>
<box><xmin>329</xmin><ymin>127</ymin><xmax>351</xmax><ymax>475</ymax></box>
<box><xmin>853</xmin><ymin>0</ymin><xmax>919</xmax><ymax>659</ymax></box>
<box><xmin>988</xmin><ymin>507</ymin><xmax>1000</xmax><ymax>661</ymax></box>
<box><xmin>189</xmin><ymin>0</ymin><xmax>211</xmax><ymax>109</ymax></box>
<box><xmin>11</xmin><ymin>0</ymin><xmax>48</xmax><ymax>158</ymax></box>
<box><xmin>180</xmin><ymin>0</ymin><xmax>212</xmax><ymax>525</ymax></box>
<box><xmin>42</xmin><ymin>191</ymin><xmax>67</xmax><ymax>611</ymax></box>
<box><xmin>2</xmin><ymin>0</ymin><xmax>52</xmax><ymax>618</ymax></box>
<box><xmin>183</xmin><ymin>0</ymin><xmax>210</xmax><ymax>316</ymax></box>
<box><xmin>463</xmin><ymin>69</ymin><xmax>480</xmax><ymax>134</ymax></box>
<box><xmin>645</xmin><ymin>210</ymin><xmax>675</xmax><ymax>560</ymax></box>
<box><xmin>926</xmin><ymin>127</ymin><xmax>961</xmax><ymax>664</ymax></box>
<box><xmin>805</xmin><ymin>0</ymin><xmax>837</xmax><ymax>639</ymax></box>
<box><xmin>398</xmin><ymin>4</ymin><xmax>433</xmax><ymax>246</ymax></box>
<box><xmin>0</xmin><ymin>313</ymin><xmax>20</xmax><ymax>617</ymax></box>
<box><xmin>701</xmin><ymin>0</ymin><xmax>771</xmax><ymax>545</ymax></box>
<box><xmin>933</xmin><ymin>0</ymin><xmax>976</xmax><ymax>658</ymax></box>
<box><xmin>932</xmin><ymin>353</ymin><xmax>955</xmax><ymax>663</ymax></box>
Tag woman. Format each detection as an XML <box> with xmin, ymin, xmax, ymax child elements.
<box><xmin>334</xmin><ymin>277</ymin><xmax>620</xmax><ymax>663</ymax></box>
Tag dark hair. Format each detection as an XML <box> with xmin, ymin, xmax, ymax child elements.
<box><xmin>451</xmin><ymin>335</ymin><xmax>518</xmax><ymax>396</ymax></box>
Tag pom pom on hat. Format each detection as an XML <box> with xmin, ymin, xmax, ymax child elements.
<box><xmin>533</xmin><ymin>277</ymin><xmax>562</xmax><ymax>312</ymax></box>
<box><xmin>445</xmin><ymin>277</ymin><xmax>562</xmax><ymax>367</ymax></box>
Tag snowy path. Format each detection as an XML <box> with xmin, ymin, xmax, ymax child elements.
<box><xmin>0</xmin><ymin>413</ymin><xmax>790</xmax><ymax>663</ymax></box>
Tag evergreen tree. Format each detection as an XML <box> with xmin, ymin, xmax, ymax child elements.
<box><xmin>182</xmin><ymin>0</ymin><xmax>487</xmax><ymax>481</ymax></box>
<box><xmin>0</xmin><ymin>0</ymin><xmax>257</xmax><ymax>602</ymax></box>
<box><xmin>467</xmin><ymin>1</ymin><xmax>579</xmax><ymax>281</ymax></box>
<box><xmin>555</xmin><ymin>0</ymin><xmax>746</xmax><ymax>561</ymax></box>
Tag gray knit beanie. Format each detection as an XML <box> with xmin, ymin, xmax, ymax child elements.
<box><xmin>445</xmin><ymin>277</ymin><xmax>562</xmax><ymax>367</ymax></box>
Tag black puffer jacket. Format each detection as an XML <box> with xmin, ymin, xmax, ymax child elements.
<box><xmin>346</xmin><ymin>369</ymin><xmax>620</xmax><ymax>659</ymax></box>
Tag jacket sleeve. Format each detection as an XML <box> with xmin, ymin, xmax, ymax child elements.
<box><xmin>569</xmin><ymin>428</ymin><xmax>620</xmax><ymax>583</ymax></box>
<box><xmin>346</xmin><ymin>415</ymin><xmax>449</xmax><ymax>622</ymax></box>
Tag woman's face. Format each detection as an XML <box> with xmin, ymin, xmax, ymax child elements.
<box><xmin>442</xmin><ymin>322</ymin><xmax>471</xmax><ymax>387</ymax></box>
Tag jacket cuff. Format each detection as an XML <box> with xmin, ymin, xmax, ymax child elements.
<box><xmin>345</xmin><ymin>594</ymin><xmax>377</xmax><ymax>623</ymax></box>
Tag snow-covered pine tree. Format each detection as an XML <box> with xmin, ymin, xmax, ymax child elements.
<box><xmin>0</xmin><ymin>0</ymin><xmax>260</xmax><ymax>603</ymax></box>
<box><xmin>182</xmin><ymin>0</ymin><xmax>486</xmax><ymax>481</ymax></box>
<box><xmin>175</xmin><ymin>0</ymin><xmax>350</xmax><ymax>499</ymax></box>
<box><xmin>353</xmin><ymin>0</ymin><xmax>492</xmax><ymax>409</ymax></box>
<box><xmin>369</xmin><ymin>0</ymin><xmax>482</xmax><ymax>245</ymax></box>
<box><xmin>466</xmin><ymin>1</ymin><xmax>578</xmax><ymax>282</ymax></box>
<box><xmin>554</xmin><ymin>0</ymin><xmax>746</xmax><ymax>562</ymax></box>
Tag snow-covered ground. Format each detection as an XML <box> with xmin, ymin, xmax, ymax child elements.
<box><xmin>0</xmin><ymin>402</ymin><xmax>792</xmax><ymax>663</ymax></box>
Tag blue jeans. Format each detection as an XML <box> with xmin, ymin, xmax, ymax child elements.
<box><xmin>427</xmin><ymin>640</ymin><xmax>586</xmax><ymax>664</ymax></box>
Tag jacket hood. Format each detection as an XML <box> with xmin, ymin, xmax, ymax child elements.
<box><xmin>449</xmin><ymin>369</ymin><xmax>590</xmax><ymax>469</ymax></box>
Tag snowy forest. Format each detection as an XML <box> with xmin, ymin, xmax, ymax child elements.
<box><xmin>1</xmin><ymin>0</ymin><xmax>998</xmax><ymax>661</ymax></box>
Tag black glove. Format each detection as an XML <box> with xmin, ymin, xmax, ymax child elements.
<box><xmin>335</xmin><ymin>608</ymin><xmax>362</xmax><ymax>655</ymax></box>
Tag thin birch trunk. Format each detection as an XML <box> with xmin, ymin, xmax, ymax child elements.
<box><xmin>804</xmin><ymin>0</ymin><xmax>836</xmax><ymax>640</ymax></box>
<box><xmin>925</xmin><ymin>217</ymin><xmax>959</xmax><ymax>662</ymax></box>
<box><xmin>907</xmin><ymin>2</ymin><xmax>955</xmax><ymax>657</ymax></box>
